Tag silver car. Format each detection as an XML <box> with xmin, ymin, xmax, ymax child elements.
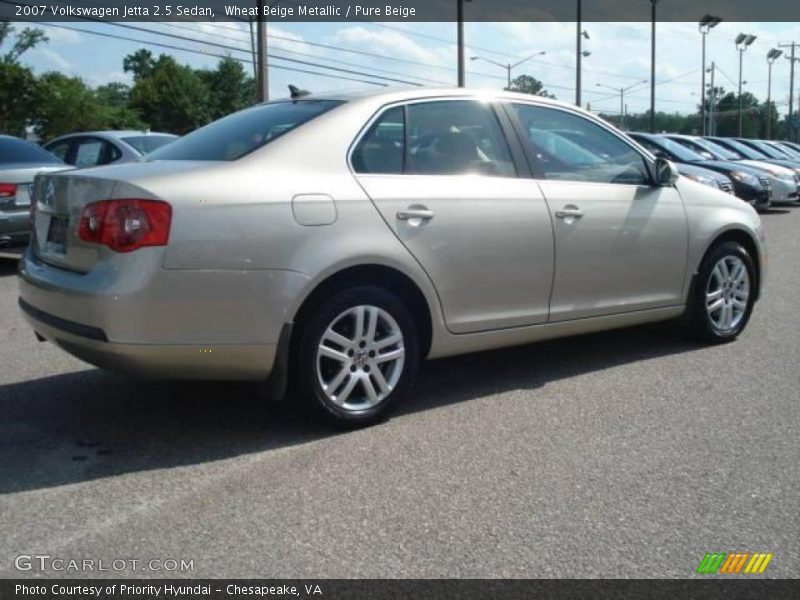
<box><xmin>43</xmin><ymin>130</ymin><xmax>178</xmax><ymax>168</ymax></box>
<box><xmin>0</xmin><ymin>135</ymin><xmax>70</xmax><ymax>247</ymax></box>
<box><xmin>18</xmin><ymin>89</ymin><xmax>766</xmax><ymax>426</ymax></box>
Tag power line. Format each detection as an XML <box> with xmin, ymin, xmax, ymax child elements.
<box><xmin>35</xmin><ymin>23</ymin><xmax>388</xmax><ymax>88</ymax></box>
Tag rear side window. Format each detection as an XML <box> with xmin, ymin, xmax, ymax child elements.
<box><xmin>353</xmin><ymin>100</ymin><xmax>516</xmax><ymax>177</ymax></box>
<box><xmin>148</xmin><ymin>100</ymin><xmax>342</xmax><ymax>161</ymax></box>
<box><xmin>45</xmin><ymin>141</ymin><xmax>71</xmax><ymax>162</ymax></box>
<box><xmin>511</xmin><ymin>104</ymin><xmax>649</xmax><ymax>185</ymax></box>
<box><xmin>352</xmin><ymin>106</ymin><xmax>404</xmax><ymax>174</ymax></box>
<box><xmin>73</xmin><ymin>139</ymin><xmax>106</xmax><ymax>167</ymax></box>
<box><xmin>0</xmin><ymin>137</ymin><xmax>63</xmax><ymax>164</ymax></box>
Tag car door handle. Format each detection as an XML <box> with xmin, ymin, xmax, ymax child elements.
<box><xmin>555</xmin><ymin>207</ymin><xmax>585</xmax><ymax>219</ymax></box>
<box><xmin>397</xmin><ymin>209</ymin><xmax>435</xmax><ymax>221</ymax></box>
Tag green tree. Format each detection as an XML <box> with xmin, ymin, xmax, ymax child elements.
<box><xmin>0</xmin><ymin>21</ymin><xmax>47</xmax><ymax>136</ymax></box>
<box><xmin>128</xmin><ymin>54</ymin><xmax>211</xmax><ymax>133</ymax></box>
<box><xmin>199</xmin><ymin>56</ymin><xmax>254</xmax><ymax>120</ymax></box>
<box><xmin>715</xmin><ymin>91</ymin><xmax>760</xmax><ymax>138</ymax></box>
<box><xmin>32</xmin><ymin>72</ymin><xmax>109</xmax><ymax>140</ymax></box>
<box><xmin>123</xmin><ymin>49</ymin><xmax>156</xmax><ymax>81</ymax></box>
<box><xmin>507</xmin><ymin>74</ymin><xmax>555</xmax><ymax>99</ymax></box>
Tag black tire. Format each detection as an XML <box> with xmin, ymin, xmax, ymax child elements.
<box><xmin>686</xmin><ymin>240</ymin><xmax>757</xmax><ymax>344</ymax></box>
<box><xmin>291</xmin><ymin>285</ymin><xmax>419</xmax><ymax>427</ymax></box>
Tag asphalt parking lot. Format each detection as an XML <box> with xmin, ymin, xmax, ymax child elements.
<box><xmin>1</xmin><ymin>206</ymin><xmax>798</xmax><ymax>579</ymax></box>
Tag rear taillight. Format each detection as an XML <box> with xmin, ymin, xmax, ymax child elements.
<box><xmin>0</xmin><ymin>183</ymin><xmax>17</xmax><ymax>198</ymax></box>
<box><xmin>79</xmin><ymin>199</ymin><xmax>171</xmax><ymax>253</ymax></box>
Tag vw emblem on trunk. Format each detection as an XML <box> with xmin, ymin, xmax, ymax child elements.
<box><xmin>45</xmin><ymin>181</ymin><xmax>56</xmax><ymax>206</ymax></box>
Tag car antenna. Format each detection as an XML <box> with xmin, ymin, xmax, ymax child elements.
<box><xmin>288</xmin><ymin>84</ymin><xmax>310</xmax><ymax>100</ymax></box>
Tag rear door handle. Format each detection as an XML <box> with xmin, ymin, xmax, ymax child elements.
<box><xmin>397</xmin><ymin>209</ymin><xmax>435</xmax><ymax>221</ymax></box>
<box><xmin>555</xmin><ymin>207</ymin><xmax>585</xmax><ymax>219</ymax></box>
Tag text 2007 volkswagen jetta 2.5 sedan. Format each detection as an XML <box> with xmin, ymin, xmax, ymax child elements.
<box><xmin>19</xmin><ymin>88</ymin><xmax>766</xmax><ymax>426</ymax></box>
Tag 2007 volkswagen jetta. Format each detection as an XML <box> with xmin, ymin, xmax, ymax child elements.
<box><xmin>18</xmin><ymin>88</ymin><xmax>766</xmax><ymax>426</ymax></box>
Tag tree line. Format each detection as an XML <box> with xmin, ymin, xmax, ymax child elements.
<box><xmin>0</xmin><ymin>22</ymin><xmax>255</xmax><ymax>141</ymax></box>
<box><xmin>0</xmin><ymin>21</ymin><xmax>795</xmax><ymax>143</ymax></box>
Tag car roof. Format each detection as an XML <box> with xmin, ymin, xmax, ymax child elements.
<box><xmin>274</xmin><ymin>86</ymin><xmax>569</xmax><ymax>109</ymax></box>
<box><xmin>47</xmin><ymin>131</ymin><xmax>177</xmax><ymax>142</ymax></box>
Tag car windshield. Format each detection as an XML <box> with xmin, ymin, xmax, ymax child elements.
<box><xmin>0</xmin><ymin>137</ymin><xmax>63</xmax><ymax>164</ymax></box>
<box><xmin>749</xmin><ymin>140</ymin><xmax>789</xmax><ymax>159</ymax></box>
<box><xmin>123</xmin><ymin>135</ymin><xmax>178</xmax><ymax>155</ymax></box>
<box><xmin>647</xmin><ymin>136</ymin><xmax>706</xmax><ymax>161</ymax></box>
<box><xmin>717</xmin><ymin>139</ymin><xmax>766</xmax><ymax>160</ymax></box>
<box><xmin>777</xmin><ymin>144</ymin><xmax>800</xmax><ymax>158</ymax></box>
<box><xmin>147</xmin><ymin>100</ymin><xmax>343</xmax><ymax>161</ymax></box>
<box><xmin>695</xmin><ymin>139</ymin><xmax>741</xmax><ymax>160</ymax></box>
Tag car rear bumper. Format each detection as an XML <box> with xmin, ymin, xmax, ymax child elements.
<box><xmin>19</xmin><ymin>298</ymin><xmax>276</xmax><ymax>379</ymax></box>
<box><xmin>17</xmin><ymin>248</ymin><xmax>309</xmax><ymax>380</ymax></box>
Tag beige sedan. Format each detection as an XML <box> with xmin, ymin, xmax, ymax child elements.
<box><xmin>18</xmin><ymin>88</ymin><xmax>765</xmax><ymax>426</ymax></box>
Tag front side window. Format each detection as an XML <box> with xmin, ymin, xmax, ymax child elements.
<box><xmin>43</xmin><ymin>140</ymin><xmax>70</xmax><ymax>163</ymax></box>
<box><xmin>353</xmin><ymin>100</ymin><xmax>516</xmax><ymax>177</ymax></box>
<box><xmin>510</xmin><ymin>103</ymin><xmax>649</xmax><ymax>185</ymax></box>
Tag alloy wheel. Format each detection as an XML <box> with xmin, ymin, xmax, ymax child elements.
<box><xmin>316</xmin><ymin>305</ymin><xmax>405</xmax><ymax>412</ymax></box>
<box><xmin>705</xmin><ymin>255</ymin><xmax>750</xmax><ymax>332</ymax></box>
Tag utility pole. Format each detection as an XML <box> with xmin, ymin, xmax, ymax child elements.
<box><xmin>708</xmin><ymin>61</ymin><xmax>716</xmax><ymax>135</ymax></box>
<box><xmin>780</xmin><ymin>42</ymin><xmax>799</xmax><ymax>141</ymax></box>
<box><xmin>698</xmin><ymin>15</ymin><xmax>722</xmax><ymax>136</ymax></box>
<box><xmin>256</xmin><ymin>0</ymin><xmax>268</xmax><ymax>102</ymax></box>
<box><xmin>766</xmin><ymin>49</ymin><xmax>783</xmax><ymax>140</ymax></box>
<box><xmin>650</xmin><ymin>0</ymin><xmax>658</xmax><ymax>133</ymax></box>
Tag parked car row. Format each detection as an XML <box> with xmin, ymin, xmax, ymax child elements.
<box><xmin>0</xmin><ymin>130</ymin><xmax>176</xmax><ymax>248</ymax></box>
<box><xmin>628</xmin><ymin>132</ymin><xmax>800</xmax><ymax>210</ymax></box>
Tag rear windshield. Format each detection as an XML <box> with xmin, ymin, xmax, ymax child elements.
<box><xmin>147</xmin><ymin>100</ymin><xmax>343</xmax><ymax>161</ymax></box>
<box><xmin>0</xmin><ymin>137</ymin><xmax>63</xmax><ymax>164</ymax></box>
<box><xmin>748</xmin><ymin>140</ymin><xmax>788</xmax><ymax>159</ymax></box>
<box><xmin>123</xmin><ymin>135</ymin><xmax>177</xmax><ymax>155</ymax></box>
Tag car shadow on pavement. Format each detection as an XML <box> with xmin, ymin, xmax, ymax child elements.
<box><xmin>0</xmin><ymin>320</ymin><xmax>703</xmax><ymax>494</ymax></box>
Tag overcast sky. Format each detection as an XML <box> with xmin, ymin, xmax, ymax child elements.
<box><xmin>15</xmin><ymin>21</ymin><xmax>800</xmax><ymax>117</ymax></box>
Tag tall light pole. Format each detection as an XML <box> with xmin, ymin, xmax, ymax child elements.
<box><xmin>256</xmin><ymin>0</ymin><xmax>268</xmax><ymax>102</ymax></box>
<box><xmin>650</xmin><ymin>0</ymin><xmax>659</xmax><ymax>132</ymax></box>
<box><xmin>596</xmin><ymin>80</ymin><xmax>648</xmax><ymax>130</ymax></box>
<box><xmin>698</xmin><ymin>15</ymin><xmax>722</xmax><ymax>135</ymax></box>
<box><xmin>766</xmin><ymin>49</ymin><xmax>783</xmax><ymax>140</ymax></box>
<box><xmin>576</xmin><ymin>1</ymin><xmax>588</xmax><ymax>107</ymax></box>
<box><xmin>735</xmin><ymin>33</ymin><xmax>757</xmax><ymax>137</ymax></box>
<box><xmin>471</xmin><ymin>51</ymin><xmax>547</xmax><ymax>89</ymax></box>
<box><xmin>457</xmin><ymin>0</ymin><xmax>472</xmax><ymax>87</ymax></box>
<box><xmin>707</xmin><ymin>61</ymin><xmax>717</xmax><ymax>135</ymax></box>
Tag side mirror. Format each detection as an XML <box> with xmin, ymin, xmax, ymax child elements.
<box><xmin>654</xmin><ymin>157</ymin><xmax>679</xmax><ymax>186</ymax></box>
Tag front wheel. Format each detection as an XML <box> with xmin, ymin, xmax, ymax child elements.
<box><xmin>687</xmin><ymin>241</ymin><xmax>756</xmax><ymax>344</ymax></box>
<box><xmin>292</xmin><ymin>285</ymin><xmax>419</xmax><ymax>427</ymax></box>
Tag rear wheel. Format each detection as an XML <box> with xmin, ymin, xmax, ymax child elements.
<box><xmin>687</xmin><ymin>241</ymin><xmax>756</xmax><ymax>343</ymax></box>
<box><xmin>292</xmin><ymin>285</ymin><xmax>419</xmax><ymax>426</ymax></box>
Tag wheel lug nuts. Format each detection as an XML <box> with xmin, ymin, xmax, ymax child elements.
<box><xmin>369</xmin><ymin>350</ymin><xmax>376</xmax><ymax>358</ymax></box>
<box><xmin>350</xmin><ymin>365</ymin><xmax>357</xmax><ymax>372</ymax></box>
<box><xmin>359</xmin><ymin>341</ymin><xmax>366</xmax><ymax>348</ymax></box>
<box><xmin>364</xmin><ymin>366</ymin><xmax>371</xmax><ymax>373</ymax></box>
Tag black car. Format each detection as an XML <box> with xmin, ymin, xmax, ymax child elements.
<box><xmin>629</xmin><ymin>133</ymin><xmax>771</xmax><ymax>208</ymax></box>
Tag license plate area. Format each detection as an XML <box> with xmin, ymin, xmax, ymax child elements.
<box><xmin>45</xmin><ymin>215</ymin><xmax>69</xmax><ymax>255</ymax></box>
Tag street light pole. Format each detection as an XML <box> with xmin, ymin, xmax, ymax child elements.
<box><xmin>736</xmin><ymin>33</ymin><xmax>757</xmax><ymax>137</ymax></box>
<box><xmin>766</xmin><ymin>49</ymin><xmax>783</xmax><ymax>140</ymax></box>
<box><xmin>597</xmin><ymin>80</ymin><xmax>648</xmax><ymax>131</ymax></box>
<box><xmin>698</xmin><ymin>15</ymin><xmax>722</xmax><ymax>136</ymax></box>
<box><xmin>471</xmin><ymin>51</ymin><xmax>547</xmax><ymax>91</ymax></box>
<box><xmin>256</xmin><ymin>0</ymin><xmax>268</xmax><ymax>102</ymax></box>
<box><xmin>650</xmin><ymin>0</ymin><xmax>659</xmax><ymax>133</ymax></box>
<box><xmin>781</xmin><ymin>42</ymin><xmax>799</xmax><ymax>141</ymax></box>
<box><xmin>456</xmin><ymin>0</ymin><xmax>473</xmax><ymax>87</ymax></box>
<box><xmin>576</xmin><ymin>0</ymin><xmax>582</xmax><ymax>107</ymax></box>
